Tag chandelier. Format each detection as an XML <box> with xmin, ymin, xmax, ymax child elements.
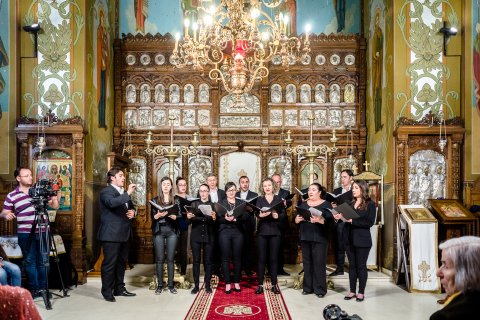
<box><xmin>171</xmin><ymin>0</ymin><xmax>311</xmax><ymax>105</ymax></box>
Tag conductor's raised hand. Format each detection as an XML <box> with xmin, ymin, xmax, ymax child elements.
<box><xmin>127</xmin><ymin>183</ymin><xmax>137</xmax><ymax>195</ymax></box>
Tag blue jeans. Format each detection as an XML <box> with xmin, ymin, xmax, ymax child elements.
<box><xmin>17</xmin><ymin>232</ymin><xmax>49</xmax><ymax>292</ymax></box>
<box><xmin>0</xmin><ymin>260</ymin><xmax>22</xmax><ymax>286</ymax></box>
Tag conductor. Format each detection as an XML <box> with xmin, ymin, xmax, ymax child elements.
<box><xmin>98</xmin><ymin>167</ymin><xmax>137</xmax><ymax>302</ymax></box>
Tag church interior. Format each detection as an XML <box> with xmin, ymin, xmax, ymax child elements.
<box><xmin>0</xmin><ymin>0</ymin><xmax>479</xmax><ymax>319</ymax></box>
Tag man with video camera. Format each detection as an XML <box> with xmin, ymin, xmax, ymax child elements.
<box><xmin>0</xmin><ymin>167</ymin><xmax>60</xmax><ymax>297</ymax></box>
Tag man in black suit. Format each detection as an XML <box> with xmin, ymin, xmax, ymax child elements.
<box><xmin>206</xmin><ymin>174</ymin><xmax>226</xmax><ymax>203</ymax></box>
<box><xmin>236</xmin><ymin>175</ymin><xmax>258</xmax><ymax>276</ymax></box>
<box><xmin>205</xmin><ymin>174</ymin><xmax>225</xmax><ymax>277</ymax></box>
<box><xmin>272</xmin><ymin>174</ymin><xmax>292</xmax><ymax>276</ymax></box>
<box><xmin>330</xmin><ymin>169</ymin><xmax>354</xmax><ymax>276</ymax></box>
<box><xmin>98</xmin><ymin>167</ymin><xmax>137</xmax><ymax>302</ymax></box>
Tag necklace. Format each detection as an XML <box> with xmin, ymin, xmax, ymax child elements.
<box><xmin>228</xmin><ymin>201</ymin><xmax>235</xmax><ymax>210</ymax></box>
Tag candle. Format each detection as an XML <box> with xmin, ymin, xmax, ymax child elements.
<box><xmin>184</xmin><ymin>18</ymin><xmax>190</xmax><ymax>36</ymax></box>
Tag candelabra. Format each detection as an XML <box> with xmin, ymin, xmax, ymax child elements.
<box><xmin>284</xmin><ymin>115</ymin><xmax>337</xmax><ymax>185</ymax></box>
<box><xmin>171</xmin><ymin>0</ymin><xmax>311</xmax><ymax>106</ymax></box>
<box><xmin>145</xmin><ymin>115</ymin><xmax>200</xmax><ymax>180</ymax></box>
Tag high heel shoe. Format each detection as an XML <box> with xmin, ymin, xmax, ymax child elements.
<box><xmin>344</xmin><ymin>293</ymin><xmax>356</xmax><ymax>300</ymax></box>
<box><xmin>271</xmin><ymin>285</ymin><xmax>280</xmax><ymax>294</ymax></box>
<box><xmin>225</xmin><ymin>285</ymin><xmax>232</xmax><ymax>294</ymax></box>
<box><xmin>356</xmin><ymin>294</ymin><xmax>364</xmax><ymax>302</ymax></box>
<box><xmin>255</xmin><ymin>285</ymin><xmax>264</xmax><ymax>294</ymax></box>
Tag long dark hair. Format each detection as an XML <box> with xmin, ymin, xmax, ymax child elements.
<box><xmin>352</xmin><ymin>180</ymin><xmax>370</xmax><ymax>210</ymax></box>
<box><xmin>158</xmin><ymin>176</ymin><xmax>174</xmax><ymax>205</ymax></box>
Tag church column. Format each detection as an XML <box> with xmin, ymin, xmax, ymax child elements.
<box><xmin>72</xmin><ymin>133</ymin><xmax>87</xmax><ymax>283</ymax></box>
<box><xmin>326</xmin><ymin>152</ymin><xmax>334</xmax><ymax>191</ymax></box>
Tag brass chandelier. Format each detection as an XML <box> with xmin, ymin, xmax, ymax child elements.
<box><xmin>171</xmin><ymin>0</ymin><xmax>311</xmax><ymax>105</ymax></box>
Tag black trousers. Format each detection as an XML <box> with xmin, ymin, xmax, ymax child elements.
<box><xmin>219</xmin><ymin>228</ymin><xmax>244</xmax><ymax>284</ymax></box>
<box><xmin>334</xmin><ymin>221</ymin><xmax>346</xmax><ymax>270</ymax></box>
<box><xmin>346</xmin><ymin>245</ymin><xmax>370</xmax><ymax>294</ymax></box>
<box><xmin>176</xmin><ymin>229</ymin><xmax>189</xmax><ymax>275</ymax></box>
<box><xmin>242</xmin><ymin>221</ymin><xmax>256</xmax><ymax>273</ymax></box>
<box><xmin>101</xmin><ymin>241</ymin><xmax>130</xmax><ymax>298</ymax></box>
<box><xmin>191</xmin><ymin>239</ymin><xmax>214</xmax><ymax>288</ymax></box>
<box><xmin>257</xmin><ymin>234</ymin><xmax>280</xmax><ymax>286</ymax></box>
<box><xmin>301</xmin><ymin>240</ymin><xmax>327</xmax><ymax>295</ymax></box>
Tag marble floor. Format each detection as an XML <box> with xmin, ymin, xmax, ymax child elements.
<box><xmin>36</xmin><ymin>264</ymin><xmax>443</xmax><ymax>320</ymax></box>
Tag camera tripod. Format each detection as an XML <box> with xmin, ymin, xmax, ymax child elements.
<box><xmin>25</xmin><ymin>200</ymin><xmax>70</xmax><ymax>310</ymax></box>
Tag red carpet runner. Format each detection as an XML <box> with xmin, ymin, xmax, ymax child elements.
<box><xmin>185</xmin><ymin>276</ymin><xmax>291</xmax><ymax>320</ymax></box>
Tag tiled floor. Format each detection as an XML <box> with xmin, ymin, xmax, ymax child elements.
<box><xmin>36</xmin><ymin>264</ymin><xmax>443</xmax><ymax>320</ymax></box>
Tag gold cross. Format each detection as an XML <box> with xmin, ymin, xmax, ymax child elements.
<box><xmin>418</xmin><ymin>260</ymin><xmax>431</xmax><ymax>282</ymax></box>
<box><xmin>363</xmin><ymin>160</ymin><xmax>370</xmax><ymax>172</ymax></box>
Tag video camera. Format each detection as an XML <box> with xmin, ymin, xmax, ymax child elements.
<box><xmin>29</xmin><ymin>179</ymin><xmax>59</xmax><ymax>205</ymax></box>
<box><xmin>323</xmin><ymin>304</ymin><xmax>363</xmax><ymax>320</ymax></box>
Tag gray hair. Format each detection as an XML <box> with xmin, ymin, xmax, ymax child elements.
<box><xmin>439</xmin><ymin>236</ymin><xmax>480</xmax><ymax>292</ymax></box>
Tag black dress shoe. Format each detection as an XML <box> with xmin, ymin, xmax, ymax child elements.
<box><xmin>356</xmin><ymin>295</ymin><xmax>364</xmax><ymax>302</ymax></box>
<box><xmin>114</xmin><ymin>290</ymin><xmax>136</xmax><ymax>297</ymax></box>
<box><xmin>316</xmin><ymin>293</ymin><xmax>325</xmax><ymax>298</ymax></box>
<box><xmin>168</xmin><ymin>287</ymin><xmax>178</xmax><ymax>294</ymax></box>
<box><xmin>225</xmin><ymin>289</ymin><xmax>232</xmax><ymax>294</ymax></box>
<box><xmin>191</xmin><ymin>287</ymin><xmax>199</xmax><ymax>294</ymax></box>
<box><xmin>103</xmin><ymin>296</ymin><xmax>116</xmax><ymax>302</ymax></box>
<box><xmin>271</xmin><ymin>286</ymin><xmax>280</xmax><ymax>294</ymax></box>
<box><xmin>234</xmin><ymin>287</ymin><xmax>241</xmax><ymax>293</ymax></box>
<box><xmin>302</xmin><ymin>291</ymin><xmax>312</xmax><ymax>295</ymax></box>
<box><xmin>155</xmin><ymin>287</ymin><xmax>163</xmax><ymax>295</ymax></box>
<box><xmin>344</xmin><ymin>294</ymin><xmax>356</xmax><ymax>300</ymax></box>
<box><xmin>255</xmin><ymin>286</ymin><xmax>264</xmax><ymax>294</ymax></box>
<box><xmin>329</xmin><ymin>270</ymin><xmax>344</xmax><ymax>276</ymax></box>
<box><xmin>205</xmin><ymin>287</ymin><xmax>212</xmax><ymax>294</ymax></box>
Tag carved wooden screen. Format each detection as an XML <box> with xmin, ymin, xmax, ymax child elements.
<box><xmin>113</xmin><ymin>34</ymin><xmax>367</xmax><ymax>263</ymax></box>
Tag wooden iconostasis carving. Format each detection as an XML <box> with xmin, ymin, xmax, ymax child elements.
<box><xmin>114</xmin><ymin>33</ymin><xmax>367</xmax><ymax>263</ymax></box>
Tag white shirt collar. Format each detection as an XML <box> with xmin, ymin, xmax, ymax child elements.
<box><xmin>111</xmin><ymin>184</ymin><xmax>124</xmax><ymax>194</ymax></box>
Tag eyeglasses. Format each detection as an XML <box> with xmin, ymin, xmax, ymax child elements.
<box><xmin>199</xmin><ymin>189</ymin><xmax>209</xmax><ymax>192</ymax></box>
<box><xmin>19</xmin><ymin>175</ymin><xmax>33</xmax><ymax>178</ymax></box>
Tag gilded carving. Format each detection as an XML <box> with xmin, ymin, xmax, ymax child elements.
<box><xmin>128</xmin><ymin>158</ymin><xmax>147</xmax><ymax>206</ymax></box>
<box><xmin>188</xmin><ymin>157</ymin><xmax>212</xmax><ymax>195</ymax></box>
<box><xmin>270</xmin><ymin>110</ymin><xmax>283</xmax><ymax>127</ymax></box>
<box><xmin>219</xmin><ymin>116</ymin><xmax>261</xmax><ymax>127</ymax></box>
<box><xmin>285</xmin><ymin>110</ymin><xmax>298</xmax><ymax>126</ymax></box>
<box><xmin>220</xmin><ymin>93</ymin><xmax>260</xmax><ymax>113</ymax></box>
<box><xmin>197</xmin><ymin>110</ymin><xmax>210</xmax><ymax>126</ymax></box>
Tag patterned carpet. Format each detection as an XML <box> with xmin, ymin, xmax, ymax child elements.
<box><xmin>185</xmin><ymin>275</ymin><xmax>291</xmax><ymax>320</ymax></box>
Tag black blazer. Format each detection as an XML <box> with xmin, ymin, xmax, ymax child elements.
<box><xmin>97</xmin><ymin>185</ymin><xmax>135</xmax><ymax>242</ymax></box>
<box><xmin>217</xmin><ymin>198</ymin><xmax>245</xmax><ymax>233</ymax></box>
<box><xmin>255</xmin><ymin>195</ymin><xmax>285</xmax><ymax>236</ymax></box>
<box><xmin>333</xmin><ymin>187</ymin><xmax>343</xmax><ymax>195</ymax></box>
<box><xmin>236</xmin><ymin>190</ymin><xmax>258</xmax><ymax>232</ymax></box>
<box><xmin>189</xmin><ymin>200</ymin><xmax>216</xmax><ymax>243</ymax></box>
<box><xmin>198</xmin><ymin>188</ymin><xmax>226</xmax><ymax>203</ymax></box>
<box><xmin>150</xmin><ymin>197</ymin><xmax>181</xmax><ymax>234</ymax></box>
<box><xmin>277</xmin><ymin>188</ymin><xmax>293</xmax><ymax>209</ymax></box>
<box><xmin>297</xmin><ymin>200</ymin><xmax>333</xmax><ymax>244</ymax></box>
<box><xmin>430</xmin><ymin>291</ymin><xmax>480</xmax><ymax>320</ymax></box>
<box><xmin>345</xmin><ymin>201</ymin><xmax>376</xmax><ymax>248</ymax></box>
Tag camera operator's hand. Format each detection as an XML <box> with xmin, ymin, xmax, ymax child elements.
<box><xmin>126</xmin><ymin>209</ymin><xmax>135</xmax><ymax>219</ymax></box>
<box><xmin>0</xmin><ymin>210</ymin><xmax>16</xmax><ymax>221</ymax></box>
<box><xmin>126</xmin><ymin>184</ymin><xmax>137</xmax><ymax>195</ymax></box>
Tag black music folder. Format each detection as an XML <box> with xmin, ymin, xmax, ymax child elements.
<box><xmin>214</xmin><ymin>202</ymin><xmax>245</xmax><ymax>218</ymax></box>
<box><xmin>295</xmin><ymin>206</ymin><xmax>325</xmax><ymax>222</ymax></box>
<box><xmin>327</xmin><ymin>203</ymin><xmax>360</xmax><ymax>220</ymax></box>
<box><xmin>325</xmin><ymin>190</ymin><xmax>353</xmax><ymax>205</ymax></box>
<box><xmin>149</xmin><ymin>200</ymin><xmax>179</xmax><ymax>216</ymax></box>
